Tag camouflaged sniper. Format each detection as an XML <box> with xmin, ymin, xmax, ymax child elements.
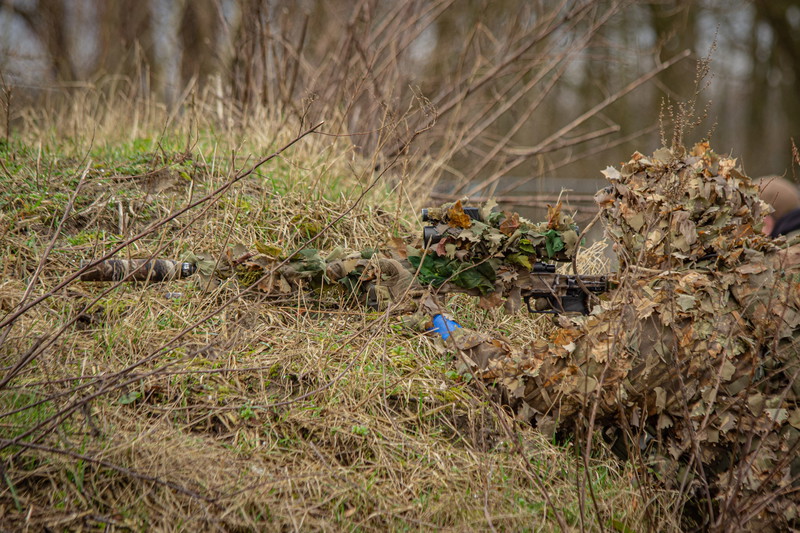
<box><xmin>73</xmin><ymin>144</ymin><xmax>800</xmax><ymax>528</ymax></box>
<box><xmin>451</xmin><ymin>143</ymin><xmax>800</xmax><ymax>531</ymax></box>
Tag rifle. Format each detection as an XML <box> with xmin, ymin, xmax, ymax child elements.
<box><xmin>77</xmin><ymin>202</ymin><xmax>614</xmax><ymax>316</ymax></box>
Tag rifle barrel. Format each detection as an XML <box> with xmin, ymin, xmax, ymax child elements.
<box><xmin>79</xmin><ymin>259</ymin><xmax>196</xmax><ymax>282</ymax></box>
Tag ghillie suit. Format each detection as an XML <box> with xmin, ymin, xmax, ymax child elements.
<box><xmin>453</xmin><ymin>144</ymin><xmax>800</xmax><ymax>531</ymax></box>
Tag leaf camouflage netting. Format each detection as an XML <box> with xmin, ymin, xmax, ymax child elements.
<box><xmin>454</xmin><ymin>143</ymin><xmax>800</xmax><ymax>530</ymax></box>
<box><xmin>408</xmin><ymin>199</ymin><xmax>580</xmax><ymax>302</ymax></box>
<box><xmin>421</xmin><ymin>198</ymin><xmax>580</xmax><ymax>265</ymax></box>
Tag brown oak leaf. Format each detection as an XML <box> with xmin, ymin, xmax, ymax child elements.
<box><xmin>499</xmin><ymin>212</ymin><xmax>520</xmax><ymax>235</ymax></box>
<box><xmin>447</xmin><ymin>200</ymin><xmax>473</xmax><ymax>229</ymax></box>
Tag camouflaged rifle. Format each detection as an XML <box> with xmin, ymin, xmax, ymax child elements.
<box><xmin>79</xmin><ymin>258</ymin><xmax>196</xmax><ymax>282</ymax></box>
<box><xmin>78</xmin><ymin>200</ymin><xmax>613</xmax><ymax>316</ymax></box>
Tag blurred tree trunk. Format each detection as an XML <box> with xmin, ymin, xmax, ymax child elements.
<box><xmin>229</xmin><ymin>0</ymin><xmax>268</xmax><ymax>108</ymax></box>
<box><xmin>745</xmin><ymin>5</ymin><xmax>770</xmax><ymax>175</ymax></box>
<box><xmin>753</xmin><ymin>0</ymin><xmax>800</xmax><ymax>171</ymax></box>
<box><xmin>228</xmin><ymin>0</ymin><xmax>311</xmax><ymax>113</ymax></box>
<box><xmin>179</xmin><ymin>0</ymin><xmax>221</xmax><ymax>88</ymax></box>
<box><xmin>4</xmin><ymin>0</ymin><xmax>74</xmax><ymax>81</ymax></box>
<box><xmin>755</xmin><ymin>0</ymin><xmax>800</xmax><ymax>80</ymax></box>
<box><xmin>96</xmin><ymin>0</ymin><xmax>155</xmax><ymax>81</ymax></box>
<box><xmin>648</xmin><ymin>0</ymin><xmax>696</xmax><ymax>147</ymax></box>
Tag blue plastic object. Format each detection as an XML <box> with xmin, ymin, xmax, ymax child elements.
<box><xmin>430</xmin><ymin>314</ymin><xmax>462</xmax><ymax>340</ymax></box>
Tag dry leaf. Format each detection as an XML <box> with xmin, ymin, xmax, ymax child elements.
<box><xmin>447</xmin><ymin>200</ymin><xmax>473</xmax><ymax>229</ymax></box>
<box><xmin>499</xmin><ymin>212</ymin><xmax>520</xmax><ymax>236</ymax></box>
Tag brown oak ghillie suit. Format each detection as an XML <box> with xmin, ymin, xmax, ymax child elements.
<box><xmin>449</xmin><ymin>144</ymin><xmax>800</xmax><ymax>530</ymax></box>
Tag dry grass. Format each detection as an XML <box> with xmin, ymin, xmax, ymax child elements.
<box><xmin>0</xmin><ymin>86</ymin><xmax>685</xmax><ymax>531</ymax></box>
